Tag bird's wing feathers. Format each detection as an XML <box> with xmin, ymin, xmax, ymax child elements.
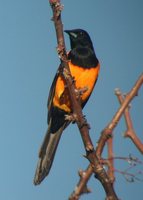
<box><xmin>47</xmin><ymin>68</ymin><xmax>60</xmax><ymax>124</ymax></box>
<box><xmin>34</xmin><ymin>65</ymin><xmax>69</xmax><ymax>185</ymax></box>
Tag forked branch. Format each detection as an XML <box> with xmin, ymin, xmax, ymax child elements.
<box><xmin>70</xmin><ymin>74</ymin><xmax>143</xmax><ymax>198</ymax></box>
<box><xmin>115</xmin><ymin>88</ymin><xmax>143</xmax><ymax>154</ymax></box>
<box><xmin>49</xmin><ymin>0</ymin><xmax>143</xmax><ymax>199</ymax></box>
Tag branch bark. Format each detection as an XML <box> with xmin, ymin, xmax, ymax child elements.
<box><xmin>107</xmin><ymin>138</ymin><xmax>115</xmax><ymax>184</ymax></box>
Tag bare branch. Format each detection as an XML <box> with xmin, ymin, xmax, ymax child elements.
<box><xmin>115</xmin><ymin>88</ymin><xmax>143</xmax><ymax>154</ymax></box>
<box><xmin>107</xmin><ymin>138</ymin><xmax>115</xmax><ymax>184</ymax></box>
<box><xmin>96</xmin><ymin>73</ymin><xmax>143</xmax><ymax>157</ymax></box>
<box><xmin>50</xmin><ymin>0</ymin><xmax>94</xmax><ymax>153</ymax></box>
<box><xmin>71</xmin><ymin>74</ymin><xmax>143</xmax><ymax>198</ymax></box>
<box><xmin>69</xmin><ymin>166</ymin><xmax>92</xmax><ymax>200</ymax></box>
<box><xmin>49</xmin><ymin>1</ymin><xmax>119</xmax><ymax>199</ymax></box>
<box><xmin>49</xmin><ymin>1</ymin><xmax>143</xmax><ymax>199</ymax></box>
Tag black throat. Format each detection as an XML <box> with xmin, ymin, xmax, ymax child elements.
<box><xmin>68</xmin><ymin>46</ymin><xmax>99</xmax><ymax>69</ymax></box>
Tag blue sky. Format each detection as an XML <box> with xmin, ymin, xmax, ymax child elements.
<box><xmin>0</xmin><ymin>0</ymin><xmax>143</xmax><ymax>199</ymax></box>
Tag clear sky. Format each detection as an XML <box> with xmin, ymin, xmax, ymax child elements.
<box><xmin>0</xmin><ymin>0</ymin><xmax>143</xmax><ymax>199</ymax></box>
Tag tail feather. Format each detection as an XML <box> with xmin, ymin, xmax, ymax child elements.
<box><xmin>34</xmin><ymin>123</ymin><xmax>67</xmax><ymax>185</ymax></box>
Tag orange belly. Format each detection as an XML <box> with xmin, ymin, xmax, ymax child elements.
<box><xmin>53</xmin><ymin>62</ymin><xmax>100</xmax><ymax>112</ymax></box>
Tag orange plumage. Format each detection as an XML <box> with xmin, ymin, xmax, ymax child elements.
<box><xmin>53</xmin><ymin>61</ymin><xmax>100</xmax><ymax>112</ymax></box>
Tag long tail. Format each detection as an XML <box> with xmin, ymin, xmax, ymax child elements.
<box><xmin>34</xmin><ymin>123</ymin><xmax>67</xmax><ymax>185</ymax></box>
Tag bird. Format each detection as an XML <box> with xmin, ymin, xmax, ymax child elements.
<box><xmin>34</xmin><ymin>29</ymin><xmax>100</xmax><ymax>185</ymax></box>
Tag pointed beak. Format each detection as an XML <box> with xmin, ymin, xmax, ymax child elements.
<box><xmin>64</xmin><ymin>30</ymin><xmax>77</xmax><ymax>38</ymax></box>
<box><xmin>64</xmin><ymin>30</ymin><xmax>70</xmax><ymax>34</ymax></box>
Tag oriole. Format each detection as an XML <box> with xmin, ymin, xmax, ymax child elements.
<box><xmin>34</xmin><ymin>29</ymin><xmax>100</xmax><ymax>185</ymax></box>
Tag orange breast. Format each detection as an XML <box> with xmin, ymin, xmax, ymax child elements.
<box><xmin>53</xmin><ymin>62</ymin><xmax>100</xmax><ymax>112</ymax></box>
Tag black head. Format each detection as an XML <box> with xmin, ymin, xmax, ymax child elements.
<box><xmin>64</xmin><ymin>29</ymin><xmax>94</xmax><ymax>50</ymax></box>
<box><xmin>64</xmin><ymin>29</ymin><xmax>98</xmax><ymax>68</ymax></box>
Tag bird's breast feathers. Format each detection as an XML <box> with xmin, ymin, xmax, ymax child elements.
<box><xmin>53</xmin><ymin>61</ymin><xmax>100</xmax><ymax>112</ymax></box>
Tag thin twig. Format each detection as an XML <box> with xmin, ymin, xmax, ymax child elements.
<box><xmin>107</xmin><ymin>138</ymin><xmax>115</xmax><ymax>184</ymax></box>
<box><xmin>115</xmin><ymin>88</ymin><xmax>143</xmax><ymax>154</ymax></box>
<box><xmin>69</xmin><ymin>166</ymin><xmax>92</xmax><ymax>200</ymax></box>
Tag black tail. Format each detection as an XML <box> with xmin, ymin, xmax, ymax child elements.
<box><xmin>34</xmin><ymin>123</ymin><xmax>67</xmax><ymax>185</ymax></box>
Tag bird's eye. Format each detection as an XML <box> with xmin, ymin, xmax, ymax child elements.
<box><xmin>80</xmin><ymin>31</ymin><xmax>83</xmax><ymax>35</ymax></box>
